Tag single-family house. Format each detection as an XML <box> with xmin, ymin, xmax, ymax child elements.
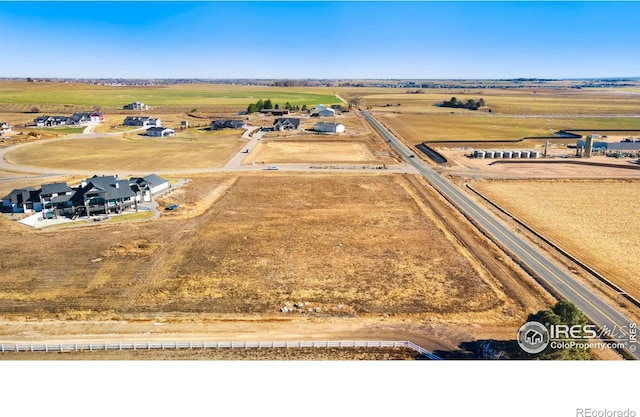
<box><xmin>2</xmin><ymin>187</ymin><xmax>41</xmax><ymax>214</ymax></box>
<box><xmin>129</xmin><ymin>174</ymin><xmax>170</xmax><ymax>202</ymax></box>
<box><xmin>123</xmin><ymin>116</ymin><xmax>161</xmax><ymax>127</ymax></box>
<box><xmin>210</xmin><ymin>120</ymin><xmax>247</xmax><ymax>130</ymax></box>
<box><xmin>39</xmin><ymin>182</ymin><xmax>75</xmax><ymax>219</ymax></box>
<box><xmin>146</xmin><ymin>126</ymin><xmax>175</xmax><ymax>137</ymax></box>
<box><xmin>0</xmin><ymin>122</ymin><xmax>11</xmax><ymax>134</ymax></box>
<box><xmin>123</xmin><ymin>102</ymin><xmax>149</xmax><ymax>110</ymax></box>
<box><xmin>314</xmin><ymin>122</ymin><xmax>345</xmax><ymax>133</ymax></box>
<box><xmin>273</xmin><ymin>118</ymin><xmax>300</xmax><ymax>131</ymax></box>
<box><xmin>76</xmin><ymin>175</ymin><xmax>138</xmax><ymax>216</ymax></box>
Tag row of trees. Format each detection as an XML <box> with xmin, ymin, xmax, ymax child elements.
<box><xmin>246</xmin><ymin>99</ymin><xmax>308</xmax><ymax>114</ymax></box>
<box><xmin>440</xmin><ymin>97</ymin><xmax>486</xmax><ymax>110</ymax></box>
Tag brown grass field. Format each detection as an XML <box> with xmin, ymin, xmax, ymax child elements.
<box><xmin>243</xmin><ymin>138</ymin><xmax>392</xmax><ymax>165</ymax></box>
<box><xmin>376</xmin><ymin>113</ymin><xmax>640</xmax><ymax>146</ymax></box>
<box><xmin>4</xmin><ymin>134</ymin><xmax>245</xmax><ymax>172</ymax></box>
<box><xmin>473</xmin><ymin>179</ymin><xmax>640</xmax><ymax>301</ymax></box>
<box><xmin>0</xmin><ymin>173</ymin><xmax>526</xmax><ymax>324</ymax></box>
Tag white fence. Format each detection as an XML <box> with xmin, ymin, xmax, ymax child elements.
<box><xmin>0</xmin><ymin>340</ymin><xmax>442</xmax><ymax>360</ymax></box>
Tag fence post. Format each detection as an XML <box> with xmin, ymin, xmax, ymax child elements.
<box><xmin>74</xmin><ymin>343</ymin><xmax>78</xmax><ymax>352</ymax></box>
<box><xmin>119</xmin><ymin>342</ymin><xmax>122</xmax><ymax>351</ymax></box>
<box><xmin>1</xmin><ymin>344</ymin><xmax>4</xmax><ymax>353</ymax></box>
<box><xmin>45</xmin><ymin>343</ymin><xmax>48</xmax><ymax>352</ymax></box>
<box><xmin>89</xmin><ymin>342</ymin><xmax>92</xmax><ymax>351</ymax></box>
<box><xmin>161</xmin><ymin>341</ymin><xmax>165</xmax><ymax>350</ymax></box>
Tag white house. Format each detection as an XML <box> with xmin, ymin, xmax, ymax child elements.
<box><xmin>0</xmin><ymin>122</ymin><xmax>11</xmax><ymax>134</ymax></box>
<box><xmin>130</xmin><ymin>174</ymin><xmax>170</xmax><ymax>202</ymax></box>
<box><xmin>146</xmin><ymin>126</ymin><xmax>174</xmax><ymax>137</ymax></box>
<box><xmin>314</xmin><ymin>122</ymin><xmax>345</xmax><ymax>133</ymax></box>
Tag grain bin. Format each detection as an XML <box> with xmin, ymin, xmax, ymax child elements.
<box><xmin>512</xmin><ymin>151</ymin><xmax>522</xmax><ymax>158</ymax></box>
<box><xmin>503</xmin><ymin>151</ymin><xmax>512</xmax><ymax>158</ymax></box>
<box><xmin>521</xmin><ymin>151</ymin><xmax>530</xmax><ymax>159</ymax></box>
<box><xmin>485</xmin><ymin>151</ymin><xmax>495</xmax><ymax>158</ymax></box>
<box><xmin>494</xmin><ymin>151</ymin><xmax>503</xmax><ymax>158</ymax></box>
<box><xmin>530</xmin><ymin>150</ymin><xmax>540</xmax><ymax>158</ymax></box>
<box><xmin>475</xmin><ymin>150</ymin><xmax>486</xmax><ymax>159</ymax></box>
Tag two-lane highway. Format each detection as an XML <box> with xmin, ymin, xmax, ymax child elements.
<box><xmin>362</xmin><ymin>111</ymin><xmax>639</xmax><ymax>359</ymax></box>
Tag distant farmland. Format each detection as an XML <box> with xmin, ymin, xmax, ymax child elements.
<box><xmin>0</xmin><ymin>81</ymin><xmax>342</xmax><ymax>112</ymax></box>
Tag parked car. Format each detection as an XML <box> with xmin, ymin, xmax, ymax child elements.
<box><xmin>165</xmin><ymin>204</ymin><xmax>179</xmax><ymax>211</ymax></box>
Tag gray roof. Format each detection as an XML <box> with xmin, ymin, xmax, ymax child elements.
<box><xmin>41</xmin><ymin>182</ymin><xmax>73</xmax><ymax>195</ymax></box>
<box><xmin>2</xmin><ymin>187</ymin><xmax>39</xmax><ymax>204</ymax></box>
<box><xmin>81</xmin><ymin>175</ymin><xmax>136</xmax><ymax>200</ymax></box>
<box><xmin>274</xmin><ymin>118</ymin><xmax>300</xmax><ymax>127</ymax></box>
<box><xmin>146</xmin><ymin>126</ymin><xmax>171</xmax><ymax>133</ymax></box>
<box><xmin>143</xmin><ymin>174</ymin><xmax>168</xmax><ymax>187</ymax></box>
<box><xmin>51</xmin><ymin>193</ymin><xmax>74</xmax><ymax>204</ymax></box>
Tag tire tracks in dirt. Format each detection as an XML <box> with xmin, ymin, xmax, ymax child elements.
<box><xmin>119</xmin><ymin>177</ymin><xmax>238</xmax><ymax>311</ymax></box>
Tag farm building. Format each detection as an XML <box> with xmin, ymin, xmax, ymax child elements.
<box><xmin>123</xmin><ymin>116</ymin><xmax>161</xmax><ymax>127</ymax></box>
<box><xmin>313</xmin><ymin>105</ymin><xmax>336</xmax><ymax>117</ymax></box>
<box><xmin>273</xmin><ymin>118</ymin><xmax>300</xmax><ymax>131</ymax></box>
<box><xmin>313</xmin><ymin>122</ymin><xmax>345</xmax><ymax>133</ymax></box>
<box><xmin>576</xmin><ymin>138</ymin><xmax>640</xmax><ymax>152</ymax></box>
<box><xmin>1</xmin><ymin>122</ymin><xmax>12</xmax><ymax>134</ymax></box>
<box><xmin>1</xmin><ymin>187</ymin><xmax>41</xmax><ymax>214</ymax></box>
<box><xmin>146</xmin><ymin>126</ymin><xmax>175</xmax><ymax>137</ymax></box>
<box><xmin>260</xmin><ymin>109</ymin><xmax>289</xmax><ymax>116</ymax></box>
<box><xmin>210</xmin><ymin>120</ymin><xmax>247</xmax><ymax>130</ymax></box>
<box><xmin>123</xmin><ymin>102</ymin><xmax>149</xmax><ymax>110</ymax></box>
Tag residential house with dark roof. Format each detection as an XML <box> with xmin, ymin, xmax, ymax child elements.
<box><xmin>123</xmin><ymin>102</ymin><xmax>149</xmax><ymax>110</ymax></box>
<box><xmin>39</xmin><ymin>182</ymin><xmax>75</xmax><ymax>219</ymax></box>
<box><xmin>123</xmin><ymin>116</ymin><xmax>161</xmax><ymax>127</ymax></box>
<box><xmin>260</xmin><ymin>109</ymin><xmax>290</xmax><ymax>116</ymax></box>
<box><xmin>1</xmin><ymin>187</ymin><xmax>41</xmax><ymax>214</ymax></box>
<box><xmin>273</xmin><ymin>118</ymin><xmax>300</xmax><ymax>131</ymax></box>
<box><xmin>210</xmin><ymin>120</ymin><xmax>247</xmax><ymax>130</ymax></box>
<box><xmin>76</xmin><ymin>175</ymin><xmax>138</xmax><ymax>216</ymax></box>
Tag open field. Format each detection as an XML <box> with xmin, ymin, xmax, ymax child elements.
<box><xmin>472</xmin><ymin>179</ymin><xmax>640</xmax><ymax>301</ymax></box>
<box><xmin>376</xmin><ymin>113</ymin><xmax>640</xmax><ymax>146</ymax></box>
<box><xmin>4</xmin><ymin>135</ymin><xmax>245</xmax><ymax>172</ymax></box>
<box><xmin>0</xmin><ymin>173</ymin><xmax>527</xmax><ymax>324</ymax></box>
<box><xmin>0</xmin><ymin>82</ymin><xmax>342</xmax><ymax>113</ymax></box>
<box><xmin>337</xmin><ymin>85</ymin><xmax>640</xmax><ymax>115</ymax></box>
<box><xmin>243</xmin><ymin>138</ymin><xmax>393</xmax><ymax>165</ymax></box>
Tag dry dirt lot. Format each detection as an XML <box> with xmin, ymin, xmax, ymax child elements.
<box><xmin>243</xmin><ymin>138</ymin><xmax>393</xmax><ymax>165</ymax></box>
<box><xmin>0</xmin><ymin>173</ymin><xmax>537</xmax><ymax>324</ymax></box>
<box><xmin>472</xmin><ymin>179</ymin><xmax>640</xmax><ymax>301</ymax></box>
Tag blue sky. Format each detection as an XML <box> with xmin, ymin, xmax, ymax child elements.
<box><xmin>0</xmin><ymin>1</ymin><xmax>639</xmax><ymax>79</ymax></box>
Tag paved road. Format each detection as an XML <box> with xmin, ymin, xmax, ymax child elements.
<box><xmin>361</xmin><ymin>111</ymin><xmax>639</xmax><ymax>359</ymax></box>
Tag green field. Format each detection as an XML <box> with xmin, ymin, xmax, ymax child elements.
<box><xmin>0</xmin><ymin>82</ymin><xmax>342</xmax><ymax>111</ymax></box>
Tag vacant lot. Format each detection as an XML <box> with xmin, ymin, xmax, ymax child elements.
<box><xmin>473</xmin><ymin>179</ymin><xmax>640</xmax><ymax>301</ymax></box>
<box><xmin>244</xmin><ymin>139</ymin><xmax>390</xmax><ymax>165</ymax></box>
<box><xmin>0</xmin><ymin>174</ymin><xmax>517</xmax><ymax>323</ymax></box>
<box><xmin>4</xmin><ymin>135</ymin><xmax>245</xmax><ymax>172</ymax></box>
